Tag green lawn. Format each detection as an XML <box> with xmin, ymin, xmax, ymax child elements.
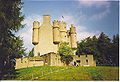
<box><xmin>13</xmin><ymin>66</ymin><xmax>119</xmax><ymax>81</ymax></box>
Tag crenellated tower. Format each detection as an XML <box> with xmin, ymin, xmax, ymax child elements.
<box><xmin>59</xmin><ymin>21</ymin><xmax>67</xmax><ymax>42</ymax></box>
<box><xmin>32</xmin><ymin>21</ymin><xmax>40</xmax><ymax>45</ymax></box>
<box><xmin>53</xmin><ymin>20</ymin><xmax>60</xmax><ymax>44</ymax></box>
<box><xmin>70</xmin><ymin>24</ymin><xmax>77</xmax><ymax>49</ymax></box>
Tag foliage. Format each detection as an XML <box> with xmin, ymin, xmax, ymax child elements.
<box><xmin>77</xmin><ymin>32</ymin><xmax>119</xmax><ymax>66</ymax></box>
<box><xmin>58</xmin><ymin>42</ymin><xmax>73</xmax><ymax>65</ymax></box>
<box><xmin>28</xmin><ymin>48</ymin><xmax>34</xmax><ymax>57</ymax></box>
<box><xmin>0</xmin><ymin>0</ymin><xmax>26</xmax><ymax>79</ymax></box>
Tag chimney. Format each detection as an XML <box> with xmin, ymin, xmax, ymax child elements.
<box><xmin>43</xmin><ymin>15</ymin><xmax>50</xmax><ymax>24</ymax></box>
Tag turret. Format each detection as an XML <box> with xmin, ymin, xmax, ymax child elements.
<box><xmin>59</xmin><ymin>21</ymin><xmax>67</xmax><ymax>41</ymax></box>
<box><xmin>70</xmin><ymin>24</ymin><xmax>77</xmax><ymax>49</ymax></box>
<box><xmin>59</xmin><ymin>21</ymin><xmax>67</xmax><ymax>32</ymax></box>
<box><xmin>53</xmin><ymin>20</ymin><xmax>60</xmax><ymax>44</ymax></box>
<box><xmin>32</xmin><ymin>21</ymin><xmax>39</xmax><ymax>45</ymax></box>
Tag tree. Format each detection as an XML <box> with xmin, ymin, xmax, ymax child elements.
<box><xmin>28</xmin><ymin>48</ymin><xmax>34</xmax><ymax>57</ymax></box>
<box><xmin>77</xmin><ymin>32</ymin><xmax>116</xmax><ymax>66</ymax></box>
<box><xmin>77</xmin><ymin>36</ymin><xmax>100</xmax><ymax>61</ymax></box>
<box><xmin>0</xmin><ymin>0</ymin><xmax>25</xmax><ymax>79</ymax></box>
<box><xmin>97</xmin><ymin>32</ymin><xmax>112</xmax><ymax>66</ymax></box>
<box><xmin>110</xmin><ymin>34</ymin><xmax>119</xmax><ymax>66</ymax></box>
<box><xmin>58</xmin><ymin>42</ymin><xmax>73</xmax><ymax>65</ymax></box>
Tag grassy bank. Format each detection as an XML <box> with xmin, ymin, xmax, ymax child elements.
<box><xmin>14</xmin><ymin>66</ymin><xmax>66</xmax><ymax>80</ymax></box>
<box><xmin>13</xmin><ymin>66</ymin><xmax>119</xmax><ymax>81</ymax></box>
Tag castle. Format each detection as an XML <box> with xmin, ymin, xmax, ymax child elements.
<box><xmin>15</xmin><ymin>15</ymin><xmax>96</xmax><ymax>69</ymax></box>
<box><xmin>32</xmin><ymin>15</ymin><xmax>77</xmax><ymax>56</ymax></box>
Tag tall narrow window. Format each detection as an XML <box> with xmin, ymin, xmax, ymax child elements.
<box><xmin>86</xmin><ymin>59</ymin><xmax>88</xmax><ymax>62</ymax></box>
<box><xmin>68</xmin><ymin>42</ymin><xmax>69</xmax><ymax>45</ymax></box>
<box><xmin>38</xmin><ymin>52</ymin><xmax>40</xmax><ymax>56</ymax></box>
<box><xmin>67</xmin><ymin>35</ymin><xmax>69</xmax><ymax>38</ymax></box>
<box><xmin>86</xmin><ymin>59</ymin><xmax>88</xmax><ymax>65</ymax></box>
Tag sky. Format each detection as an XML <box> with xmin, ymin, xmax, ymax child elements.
<box><xmin>16</xmin><ymin>0</ymin><xmax>119</xmax><ymax>53</ymax></box>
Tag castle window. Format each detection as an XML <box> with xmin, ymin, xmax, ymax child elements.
<box><xmin>78</xmin><ymin>55</ymin><xmax>80</xmax><ymax>57</ymax></box>
<box><xmin>38</xmin><ymin>52</ymin><xmax>40</xmax><ymax>56</ymax></box>
<box><xmin>86</xmin><ymin>55</ymin><xmax>87</xmax><ymax>57</ymax></box>
<box><xmin>86</xmin><ymin>59</ymin><xmax>88</xmax><ymax>62</ymax></box>
<box><xmin>69</xmin><ymin>32</ymin><xmax>70</xmax><ymax>35</ymax></box>
<box><xmin>67</xmin><ymin>36</ymin><xmax>69</xmax><ymax>38</ymax></box>
<box><xmin>76</xmin><ymin>60</ymin><xmax>80</xmax><ymax>63</ymax></box>
<box><xmin>68</xmin><ymin>42</ymin><xmax>69</xmax><ymax>45</ymax></box>
<box><xmin>21</xmin><ymin>59</ymin><xmax>23</xmax><ymax>63</ymax></box>
<box><xmin>25</xmin><ymin>61</ymin><xmax>26</xmax><ymax>63</ymax></box>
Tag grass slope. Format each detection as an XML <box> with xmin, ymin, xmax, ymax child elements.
<box><xmin>14</xmin><ymin>66</ymin><xmax>119</xmax><ymax>81</ymax></box>
<box><xmin>14</xmin><ymin>66</ymin><xmax>66</xmax><ymax>80</ymax></box>
<box><xmin>37</xmin><ymin>66</ymin><xmax>119</xmax><ymax>81</ymax></box>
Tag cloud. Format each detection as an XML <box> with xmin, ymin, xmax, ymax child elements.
<box><xmin>78</xmin><ymin>0</ymin><xmax>110</xmax><ymax>8</ymax></box>
<box><xmin>76</xmin><ymin>26</ymin><xmax>100</xmax><ymax>41</ymax></box>
<box><xmin>77</xmin><ymin>0</ymin><xmax>111</xmax><ymax>20</ymax></box>
<box><xmin>90</xmin><ymin>7</ymin><xmax>110</xmax><ymax>20</ymax></box>
<box><xmin>77</xmin><ymin>31</ymin><xmax>100</xmax><ymax>41</ymax></box>
<box><xmin>17</xmin><ymin>14</ymin><xmax>42</xmax><ymax>53</ymax></box>
<box><xmin>77</xmin><ymin>26</ymin><xmax>87</xmax><ymax>31</ymax></box>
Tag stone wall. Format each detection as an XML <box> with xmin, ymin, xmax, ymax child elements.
<box><xmin>15</xmin><ymin>52</ymin><xmax>96</xmax><ymax>69</ymax></box>
<box><xmin>72</xmin><ymin>55</ymin><xmax>96</xmax><ymax>66</ymax></box>
<box><xmin>15</xmin><ymin>57</ymin><xmax>44</xmax><ymax>69</ymax></box>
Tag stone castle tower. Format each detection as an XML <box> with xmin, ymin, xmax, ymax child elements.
<box><xmin>32</xmin><ymin>15</ymin><xmax>77</xmax><ymax>56</ymax></box>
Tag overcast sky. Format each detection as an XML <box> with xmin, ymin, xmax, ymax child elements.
<box><xmin>16</xmin><ymin>0</ymin><xmax>119</xmax><ymax>53</ymax></box>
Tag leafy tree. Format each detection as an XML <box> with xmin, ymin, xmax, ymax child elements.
<box><xmin>0</xmin><ymin>0</ymin><xmax>25</xmax><ymax>79</ymax></box>
<box><xmin>28</xmin><ymin>48</ymin><xmax>34</xmax><ymax>57</ymax></box>
<box><xmin>58</xmin><ymin>42</ymin><xmax>73</xmax><ymax>65</ymax></box>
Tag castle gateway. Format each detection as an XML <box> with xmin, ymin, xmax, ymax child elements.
<box><xmin>15</xmin><ymin>15</ymin><xmax>96</xmax><ymax>69</ymax></box>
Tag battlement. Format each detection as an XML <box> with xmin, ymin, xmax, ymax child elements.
<box><xmin>70</xmin><ymin>24</ymin><xmax>76</xmax><ymax>34</ymax></box>
<box><xmin>33</xmin><ymin>21</ymin><xmax>40</xmax><ymax>29</ymax></box>
<box><xmin>53</xmin><ymin>20</ymin><xmax>67</xmax><ymax>32</ymax></box>
<box><xmin>53</xmin><ymin>20</ymin><xmax>59</xmax><ymax>27</ymax></box>
<box><xmin>58</xmin><ymin>21</ymin><xmax>67</xmax><ymax>31</ymax></box>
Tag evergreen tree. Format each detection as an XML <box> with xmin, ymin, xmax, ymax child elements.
<box><xmin>77</xmin><ymin>36</ymin><xmax>100</xmax><ymax>62</ymax></box>
<box><xmin>0</xmin><ymin>0</ymin><xmax>25</xmax><ymax>79</ymax></box>
<box><xmin>97</xmin><ymin>32</ymin><xmax>112</xmax><ymax>66</ymax></box>
<box><xmin>28</xmin><ymin>48</ymin><xmax>34</xmax><ymax>57</ymax></box>
<box><xmin>110</xmin><ymin>34</ymin><xmax>119</xmax><ymax>66</ymax></box>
